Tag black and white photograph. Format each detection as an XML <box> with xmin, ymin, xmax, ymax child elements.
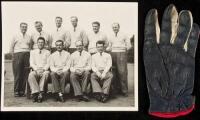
<box><xmin>1</xmin><ymin>1</ymin><xmax>138</xmax><ymax>111</ymax></box>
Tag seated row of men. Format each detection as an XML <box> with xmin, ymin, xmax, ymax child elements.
<box><xmin>28</xmin><ymin>37</ymin><xmax>113</xmax><ymax>103</ymax></box>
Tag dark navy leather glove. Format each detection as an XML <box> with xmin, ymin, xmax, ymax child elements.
<box><xmin>143</xmin><ymin>4</ymin><xmax>200</xmax><ymax>118</ymax></box>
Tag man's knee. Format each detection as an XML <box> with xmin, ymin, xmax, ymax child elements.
<box><xmin>29</xmin><ymin>71</ymin><xmax>37</xmax><ymax>78</ymax></box>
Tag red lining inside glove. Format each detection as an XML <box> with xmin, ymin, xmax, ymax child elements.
<box><xmin>149</xmin><ymin>104</ymin><xmax>195</xmax><ymax>118</ymax></box>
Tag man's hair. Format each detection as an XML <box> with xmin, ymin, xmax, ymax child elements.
<box><xmin>55</xmin><ymin>40</ymin><xmax>64</xmax><ymax>45</ymax></box>
<box><xmin>96</xmin><ymin>40</ymin><xmax>105</xmax><ymax>46</ymax></box>
<box><xmin>37</xmin><ymin>37</ymin><xmax>45</xmax><ymax>43</ymax></box>
<box><xmin>55</xmin><ymin>16</ymin><xmax>63</xmax><ymax>21</ymax></box>
<box><xmin>112</xmin><ymin>22</ymin><xmax>120</xmax><ymax>28</ymax></box>
<box><xmin>92</xmin><ymin>21</ymin><xmax>100</xmax><ymax>26</ymax></box>
<box><xmin>35</xmin><ymin>21</ymin><xmax>43</xmax><ymax>26</ymax></box>
<box><xmin>20</xmin><ymin>22</ymin><xmax>28</xmax><ymax>27</ymax></box>
<box><xmin>71</xmin><ymin>16</ymin><xmax>78</xmax><ymax>21</ymax></box>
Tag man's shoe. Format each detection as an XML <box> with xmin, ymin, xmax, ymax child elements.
<box><xmin>75</xmin><ymin>96</ymin><xmax>82</xmax><ymax>102</ymax></box>
<box><xmin>19</xmin><ymin>91</ymin><xmax>25</xmax><ymax>97</ymax></box>
<box><xmin>81</xmin><ymin>95</ymin><xmax>90</xmax><ymax>102</ymax></box>
<box><xmin>59</xmin><ymin>95</ymin><xmax>65</xmax><ymax>102</ymax></box>
<box><xmin>101</xmin><ymin>94</ymin><xmax>109</xmax><ymax>103</ymax></box>
<box><xmin>121</xmin><ymin>93</ymin><xmax>128</xmax><ymax>97</ymax></box>
<box><xmin>32</xmin><ymin>94</ymin><xmax>38</xmax><ymax>103</ymax></box>
<box><xmin>94</xmin><ymin>94</ymin><xmax>102</xmax><ymax>102</ymax></box>
<box><xmin>37</xmin><ymin>93</ymin><xmax>43</xmax><ymax>103</ymax></box>
<box><xmin>14</xmin><ymin>92</ymin><xmax>20</xmax><ymax>97</ymax></box>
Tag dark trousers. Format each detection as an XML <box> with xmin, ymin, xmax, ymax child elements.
<box><xmin>111</xmin><ymin>52</ymin><xmax>128</xmax><ymax>94</ymax></box>
<box><xmin>70</xmin><ymin>71</ymin><xmax>90</xmax><ymax>96</ymax></box>
<box><xmin>50</xmin><ymin>71</ymin><xmax>70</xmax><ymax>93</ymax></box>
<box><xmin>12</xmin><ymin>52</ymin><xmax>30</xmax><ymax>94</ymax></box>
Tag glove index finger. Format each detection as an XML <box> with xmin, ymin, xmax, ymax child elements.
<box><xmin>144</xmin><ymin>9</ymin><xmax>160</xmax><ymax>47</ymax></box>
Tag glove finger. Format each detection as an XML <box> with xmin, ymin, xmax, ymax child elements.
<box><xmin>144</xmin><ymin>9</ymin><xmax>160</xmax><ymax>47</ymax></box>
<box><xmin>187</xmin><ymin>23</ymin><xmax>200</xmax><ymax>57</ymax></box>
<box><xmin>173</xmin><ymin>10</ymin><xmax>193</xmax><ymax>48</ymax></box>
<box><xmin>160</xmin><ymin>4</ymin><xmax>178</xmax><ymax>45</ymax></box>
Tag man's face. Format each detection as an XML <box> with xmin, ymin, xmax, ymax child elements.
<box><xmin>76</xmin><ymin>41</ymin><xmax>83</xmax><ymax>52</ymax></box>
<box><xmin>112</xmin><ymin>24</ymin><xmax>120</xmax><ymax>33</ymax></box>
<box><xmin>92</xmin><ymin>24</ymin><xmax>100</xmax><ymax>33</ymax></box>
<box><xmin>56</xmin><ymin>41</ymin><xmax>64</xmax><ymax>52</ymax></box>
<box><xmin>96</xmin><ymin>43</ymin><xmax>104</xmax><ymax>53</ymax></box>
<box><xmin>20</xmin><ymin>24</ymin><xmax>28</xmax><ymax>34</ymax></box>
<box><xmin>71</xmin><ymin>18</ymin><xmax>78</xmax><ymax>27</ymax></box>
<box><xmin>55</xmin><ymin>18</ymin><xmax>62</xmax><ymax>28</ymax></box>
<box><xmin>35</xmin><ymin>23</ymin><xmax>43</xmax><ymax>33</ymax></box>
<box><xmin>37</xmin><ymin>39</ymin><xmax>45</xmax><ymax>50</ymax></box>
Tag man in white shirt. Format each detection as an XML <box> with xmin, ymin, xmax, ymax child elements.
<box><xmin>91</xmin><ymin>41</ymin><xmax>113</xmax><ymax>103</ymax></box>
<box><xmin>69</xmin><ymin>16</ymin><xmax>88</xmax><ymax>53</ymax></box>
<box><xmin>70</xmin><ymin>40</ymin><xmax>91</xmax><ymax>102</ymax></box>
<box><xmin>50</xmin><ymin>16</ymin><xmax>71</xmax><ymax>53</ymax></box>
<box><xmin>28</xmin><ymin>37</ymin><xmax>50</xmax><ymax>103</ymax></box>
<box><xmin>109</xmin><ymin>23</ymin><xmax>131</xmax><ymax>97</ymax></box>
<box><xmin>50</xmin><ymin>40</ymin><xmax>70</xmax><ymax>102</ymax></box>
<box><xmin>10</xmin><ymin>22</ymin><xmax>32</xmax><ymax>97</ymax></box>
<box><xmin>31</xmin><ymin>21</ymin><xmax>51</xmax><ymax>50</ymax></box>
<box><xmin>87</xmin><ymin>21</ymin><xmax>109</xmax><ymax>54</ymax></box>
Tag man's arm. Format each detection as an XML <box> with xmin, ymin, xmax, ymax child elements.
<box><xmin>84</xmin><ymin>54</ymin><xmax>92</xmax><ymax>71</ymax></box>
<box><xmin>63</xmin><ymin>53</ymin><xmax>71</xmax><ymax>72</ymax></box>
<box><xmin>43</xmin><ymin>51</ymin><xmax>51</xmax><ymax>71</ymax></box>
<box><xmin>9</xmin><ymin>37</ymin><xmax>15</xmax><ymax>54</ymax></box>
<box><xmin>65</xmin><ymin>31</ymin><xmax>71</xmax><ymax>48</ymax></box>
<box><xmin>81</xmin><ymin>30</ymin><xmax>89</xmax><ymax>49</ymax></box>
<box><xmin>30</xmin><ymin>51</ymin><xmax>38</xmax><ymax>71</ymax></box>
<box><xmin>102</xmin><ymin>54</ymin><xmax>112</xmax><ymax>75</ymax></box>
<box><xmin>49</xmin><ymin>55</ymin><xmax>58</xmax><ymax>72</ymax></box>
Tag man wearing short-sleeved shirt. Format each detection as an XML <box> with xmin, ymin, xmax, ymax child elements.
<box><xmin>10</xmin><ymin>22</ymin><xmax>32</xmax><ymax>97</ymax></box>
<box><xmin>31</xmin><ymin>21</ymin><xmax>51</xmax><ymax>50</ymax></box>
<box><xmin>50</xmin><ymin>17</ymin><xmax>71</xmax><ymax>53</ymax></box>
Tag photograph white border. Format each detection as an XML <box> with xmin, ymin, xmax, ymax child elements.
<box><xmin>1</xmin><ymin>1</ymin><xmax>138</xmax><ymax>111</ymax></box>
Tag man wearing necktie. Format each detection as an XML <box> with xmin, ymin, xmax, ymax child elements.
<box><xmin>31</xmin><ymin>21</ymin><xmax>51</xmax><ymax>50</ymax></box>
<box><xmin>28</xmin><ymin>37</ymin><xmax>50</xmax><ymax>102</ymax></box>
<box><xmin>91</xmin><ymin>41</ymin><xmax>113</xmax><ymax>103</ymax></box>
<box><xmin>50</xmin><ymin>17</ymin><xmax>71</xmax><ymax>53</ymax></box>
<box><xmin>68</xmin><ymin>16</ymin><xmax>88</xmax><ymax>54</ymax></box>
<box><xmin>70</xmin><ymin>40</ymin><xmax>91</xmax><ymax>102</ymax></box>
<box><xmin>108</xmin><ymin>23</ymin><xmax>131</xmax><ymax>97</ymax></box>
<box><xmin>49</xmin><ymin>40</ymin><xmax>70</xmax><ymax>102</ymax></box>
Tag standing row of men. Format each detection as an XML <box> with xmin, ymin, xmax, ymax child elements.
<box><xmin>9</xmin><ymin>16</ymin><xmax>131</xmax><ymax>103</ymax></box>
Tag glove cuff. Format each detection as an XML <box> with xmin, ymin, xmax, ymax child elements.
<box><xmin>149</xmin><ymin>104</ymin><xmax>194</xmax><ymax>118</ymax></box>
<box><xmin>148</xmin><ymin>95</ymin><xmax>195</xmax><ymax>118</ymax></box>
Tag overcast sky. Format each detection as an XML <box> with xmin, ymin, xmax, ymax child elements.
<box><xmin>2</xmin><ymin>2</ymin><xmax>138</xmax><ymax>53</ymax></box>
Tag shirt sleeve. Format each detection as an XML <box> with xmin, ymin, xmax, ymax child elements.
<box><xmin>103</xmin><ymin>54</ymin><xmax>112</xmax><ymax>75</ymax></box>
<box><xmin>9</xmin><ymin>37</ymin><xmax>15</xmax><ymax>54</ymax></box>
<box><xmin>84</xmin><ymin>54</ymin><xmax>92</xmax><ymax>71</ymax></box>
<box><xmin>125</xmin><ymin>35</ymin><xmax>131</xmax><ymax>50</ymax></box>
<box><xmin>43</xmin><ymin>51</ymin><xmax>51</xmax><ymax>71</ymax></box>
<box><xmin>46</xmin><ymin>33</ymin><xmax>52</xmax><ymax>50</ymax></box>
<box><xmin>81</xmin><ymin>30</ymin><xmax>89</xmax><ymax>48</ymax></box>
<box><xmin>63</xmin><ymin>53</ymin><xmax>71</xmax><ymax>72</ymax></box>
<box><xmin>91</xmin><ymin>55</ymin><xmax>98</xmax><ymax>73</ymax></box>
<box><xmin>49</xmin><ymin>54</ymin><xmax>58</xmax><ymax>72</ymax></box>
<box><xmin>29</xmin><ymin>35</ymin><xmax>34</xmax><ymax>50</ymax></box>
<box><xmin>30</xmin><ymin>51</ymin><xmax>38</xmax><ymax>71</ymax></box>
<box><xmin>65</xmin><ymin>31</ymin><xmax>71</xmax><ymax>48</ymax></box>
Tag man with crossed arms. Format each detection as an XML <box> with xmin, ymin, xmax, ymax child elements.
<box><xmin>28</xmin><ymin>37</ymin><xmax>50</xmax><ymax>103</ymax></box>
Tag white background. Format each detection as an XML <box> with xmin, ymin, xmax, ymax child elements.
<box><xmin>2</xmin><ymin>2</ymin><xmax>138</xmax><ymax>54</ymax></box>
